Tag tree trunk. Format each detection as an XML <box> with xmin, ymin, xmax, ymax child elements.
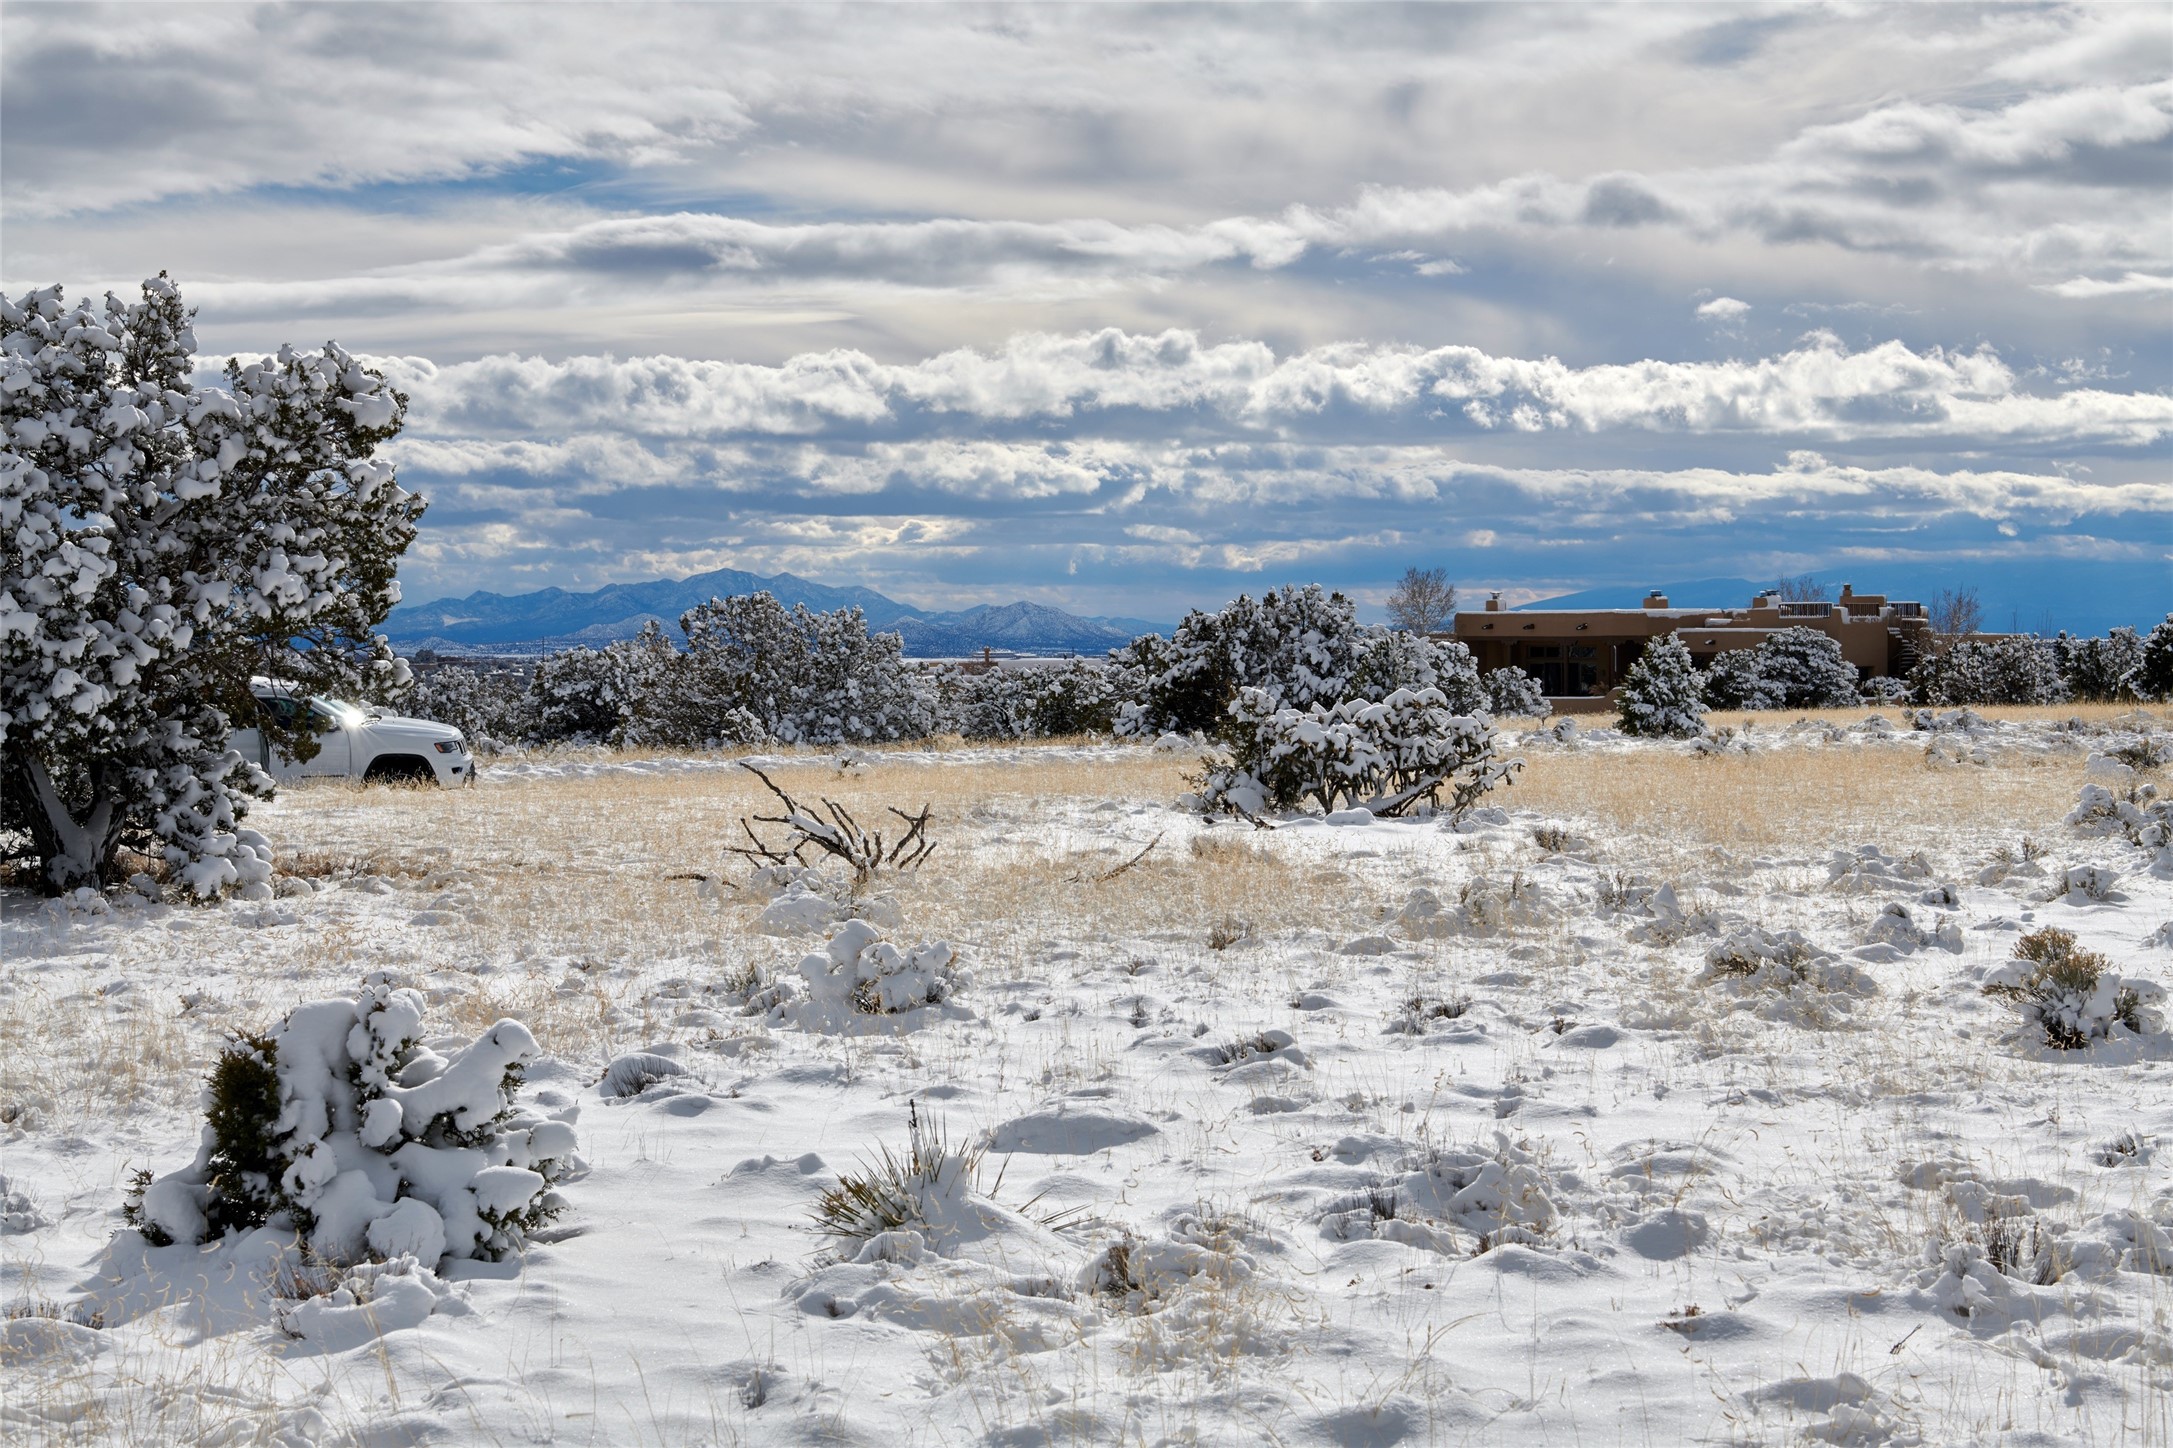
<box><xmin>16</xmin><ymin>756</ymin><xmax>122</xmax><ymax>894</ymax></box>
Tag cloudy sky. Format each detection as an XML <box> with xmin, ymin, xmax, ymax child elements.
<box><xmin>6</xmin><ymin>2</ymin><xmax>2169</xmax><ymax>628</ymax></box>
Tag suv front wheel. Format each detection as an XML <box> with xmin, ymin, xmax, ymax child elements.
<box><xmin>363</xmin><ymin>756</ymin><xmax>438</xmax><ymax>787</ymax></box>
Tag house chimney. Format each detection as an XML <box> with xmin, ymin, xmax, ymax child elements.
<box><xmin>1839</xmin><ymin>583</ymin><xmax>1854</xmax><ymax>599</ymax></box>
<box><xmin>1485</xmin><ymin>592</ymin><xmax>1504</xmax><ymax>612</ymax></box>
<box><xmin>1643</xmin><ymin>590</ymin><xmax>1669</xmax><ymax>610</ymax></box>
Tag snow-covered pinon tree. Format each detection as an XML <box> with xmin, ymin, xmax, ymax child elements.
<box><xmin>1481</xmin><ymin>665</ymin><xmax>1550</xmax><ymax>719</ymax></box>
<box><xmin>1120</xmin><ymin>584</ymin><xmax>1364</xmax><ymax>737</ymax></box>
<box><xmin>1701</xmin><ymin>628</ymin><xmax>1856</xmax><ymax>711</ymax></box>
<box><xmin>1910</xmin><ymin>635</ymin><xmax>2067</xmax><ymax>706</ymax></box>
<box><xmin>2051</xmin><ymin>629</ymin><xmax>2142</xmax><ymax>703</ymax></box>
<box><xmin>2132</xmin><ymin>614</ymin><xmax>2173</xmax><ymax>702</ymax></box>
<box><xmin>1616</xmin><ymin>635</ymin><xmax>1706</xmax><ymax>737</ymax></box>
<box><xmin>678</xmin><ymin>591</ymin><xmax>929</xmax><ymax>744</ymax></box>
<box><xmin>1745</xmin><ymin>627</ymin><xmax>1860</xmax><ymax>708</ymax></box>
<box><xmin>1</xmin><ymin>277</ymin><xmax>419</xmax><ymax>894</ymax></box>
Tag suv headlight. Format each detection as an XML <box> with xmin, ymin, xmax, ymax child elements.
<box><xmin>433</xmin><ymin>739</ymin><xmax>465</xmax><ymax>755</ymax></box>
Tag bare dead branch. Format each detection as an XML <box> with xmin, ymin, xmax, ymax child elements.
<box><xmin>726</xmin><ymin>761</ymin><xmax>938</xmax><ymax>885</ymax></box>
<box><xmin>1070</xmin><ymin>831</ymin><xmax>1163</xmax><ymax>884</ymax></box>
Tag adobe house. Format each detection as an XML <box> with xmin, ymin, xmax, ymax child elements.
<box><xmin>1447</xmin><ymin>584</ymin><xmax>1932</xmax><ymax>714</ymax></box>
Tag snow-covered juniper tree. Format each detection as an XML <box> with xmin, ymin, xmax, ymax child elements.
<box><xmin>1700</xmin><ymin>648</ymin><xmax>1780</xmax><ymax>712</ymax></box>
<box><xmin>1</xmin><ymin>277</ymin><xmax>419</xmax><ymax>894</ymax></box>
<box><xmin>1481</xmin><ymin>665</ymin><xmax>1550</xmax><ymax>719</ymax></box>
<box><xmin>2051</xmin><ymin>629</ymin><xmax>2142</xmax><ymax>703</ymax></box>
<box><xmin>1349</xmin><ymin>629</ymin><xmax>1489</xmax><ymax>715</ymax></box>
<box><xmin>1701</xmin><ymin>628</ymin><xmax>1856</xmax><ymax>711</ymax></box>
<box><xmin>1119</xmin><ymin>584</ymin><xmax>1365</xmax><ymax>737</ymax></box>
<box><xmin>2131</xmin><ymin>614</ymin><xmax>2173</xmax><ymax>703</ymax></box>
<box><xmin>1616</xmin><ymin>634</ymin><xmax>1706</xmax><ymax>738</ymax></box>
<box><xmin>394</xmin><ymin>659</ymin><xmax>530</xmax><ymax>753</ymax></box>
<box><xmin>679</xmin><ymin>591</ymin><xmax>928</xmax><ymax>744</ymax></box>
<box><xmin>1199</xmin><ymin>685</ymin><xmax>1515</xmax><ymax>818</ymax></box>
<box><xmin>1910</xmin><ymin>635</ymin><xmax>2067</xmax><ymax>706</ymax></box>
<box><xmin>1746</xmin><ymin>626</ymin><xmax>1861</xmax><ymax>709</ymax></box>
<box><xmin>945</xmin><ymin>660</ymin><xmax>1121</xmax><ymax>740</ymax></box>
<box><xmin>1121</xmin><ymin>585</ymin><xmax>1497</xmax><ymax>738</ymax></box>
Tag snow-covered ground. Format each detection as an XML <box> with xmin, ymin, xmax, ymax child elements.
<box><xmin>5</xmin><ymin>707</ymin><xmax>2171</xmax><ymax>1446</ymax></box>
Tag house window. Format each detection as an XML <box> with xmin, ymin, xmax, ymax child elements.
<box><xmin>1519</xmin><ymin>644</ymin><xmax>1599</xmax><ymax>696</ymax></box>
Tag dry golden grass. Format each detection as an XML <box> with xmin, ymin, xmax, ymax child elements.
<box><xmin>1500</xmin><ymin>702</ymin><xmax>2165</xmax><ymax>853</ymax></box>
<box><xmin>1504</xmin><ymin>745</ymin><xmax>2089</xmax><ymax>853</ymax></box>
<box><xmin>8</xmin><ymin>707</ymin><xmax>2147</xmax><ymax>1124</ymax></box>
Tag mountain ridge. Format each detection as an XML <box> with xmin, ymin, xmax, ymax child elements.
<box><xmin>386</xmin><ymin>568</ymin><xmax>1165</xmax><ymax>657</ymax></box>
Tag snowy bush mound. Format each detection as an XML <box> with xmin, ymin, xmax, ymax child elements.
<box><xmin>2067</xmin><ymin>780</ymin><xmax>2173</xmax><ymax>877</ymax></box>
<box><xmin>1697</xmin><ymin>928</ymin><xmax>1878</xmax><ymax>1021</ymax></box>
<box><xmin>757</xmin><ymin>919</ymin><xmax>967</xmax><ymax>1033</ymax></box>
<box><xmin>1982</xmin><ymin>927</ymin><xmax>2163</xmax><ymax>1051</ymax></box>
<box><xmin>126</xmin><ymin>975</ymin><xmax>576</xmax><ymax>1268</ymax></box>
<box><xmin>1198</xmin><ymin>685</ymin><xmax>1516</xmax><ymax>819</ymax></box>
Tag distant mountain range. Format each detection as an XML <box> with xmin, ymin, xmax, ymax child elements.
<box><xmin>385</xmin><ymin>567</ymin><xmax>1165</xmax><ymax>657</ymax></box>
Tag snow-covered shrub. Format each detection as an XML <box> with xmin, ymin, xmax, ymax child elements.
<box><xmin>124</xmin><ymin>975</ymin><xmax>575</xmax><ymax>1266</ymax></box>
<box><xmin>1616</xmin><ymin>635</ymin><xmax>1706</xmax><ymax>738</ymax></box>
<box><xmin>1911</xmin><ymin>636</ymin><xmax>2068</xmax><ymax>706</ymax></box>
<box><xmin>1982</xmin><ymin>927</ymin><xmax>2161</xmax><ymax>1049</ymax></box>
<box><xmin>1197</xmin><ymin>685</ymin><xmax>1516</xmax><ymax>818</ymax></box>
<box><xmin>1860</xmin><ymin>674</ymin><xmax>1913</xmax><ymax>706</ymax></box>
<box><xmin>1</xmin><ymin>277</ymin><xmax>420</xmax><ymax>893</ymax></box>
<box><xmin>1699</xmin><ymin>649</ymin><xmax>1777</xmax><ymax>711</ymax></box>
<box><xmin>1388</xmin><ymin>1135</ymin><xmax>1558</xmax><ymax>1248</ymax></box>
<box><xmin>773</xmin><ymin>919</ymin><xmax>965</xmax><ymax>1032</ymax></box>
<box><xmin>679</xmin><ymin>592</ymin><xmax>928</xmax><ymax>744</ymax></box>
<box><xmin>1079</xmin><ymin>1211</ymin><xmax>1262</xmax><ymax>1312</ymax></box>
<box><xmin>598</xmin><ymin>1051</ymin><xmax>689</xmax><ymax>1099</ymax></box>
<box><xmin>809</xmin><ymin>1102</ymin><xmax>1002</xmax><ymax>1257</ymax></box>
<box><xmin>1482</xmin><ymin>665</ymin><xmax>1550</xmax><ymax>718</ymax></box>
<box><xmin>1699</xmin><ymin>629</ymin><xmax>1857</xmax><ymax>711</ymax></box>
<box><xmin>276</xmin><ymin>1251</ymin><xmax>470</xmax><ymax>1345</ymax></box>
<box><xmin>1750</xmin><ymin>627</ymin><xmax>1861</xmax><ymax>708</ymax></box>
<box><xmin>2066</xmin><ymin>780</ymin><xmax>2172</xmax><ymax>849</ymax></box>
<box><xmin>1863</xmin><ymin>902</ymin><xmax>1962</xmax><ymax>955</ymax></box>
<box><xmin>1119</xmin><ymin>584</ymin><xmax>1364</xmax><ymax>737</ymax></box>
<box><xmin>1826</xmin><ymin>844</ymin><xmax>1934</xmax><ymax>891</ymax></box>
<box><xmin>1698</xmin><ymin>928</ymin><xmax>1876</xmax><ymax>1019</ymax></box>
<box><xmin>2053</xmin><ymin>629</ymin><xmax>2144</xmax><ymax>702</ymax></box>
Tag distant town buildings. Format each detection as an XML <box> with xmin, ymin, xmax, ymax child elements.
<box><xmin>1450</xmin><ymin>584</ymin><xmax>1932</xmax><ymax>712</ymax></box>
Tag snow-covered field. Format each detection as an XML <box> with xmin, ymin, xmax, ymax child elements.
<box><xmin>5</xmin><ymin>706</ymin><xmax>2171</xmax><ymax>1447</ymax></box>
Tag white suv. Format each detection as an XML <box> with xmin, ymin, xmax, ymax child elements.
<box><xmin>235</xmin><ymin>689</ymin><xmax>473</xmax><ymax>787</ymax></box>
